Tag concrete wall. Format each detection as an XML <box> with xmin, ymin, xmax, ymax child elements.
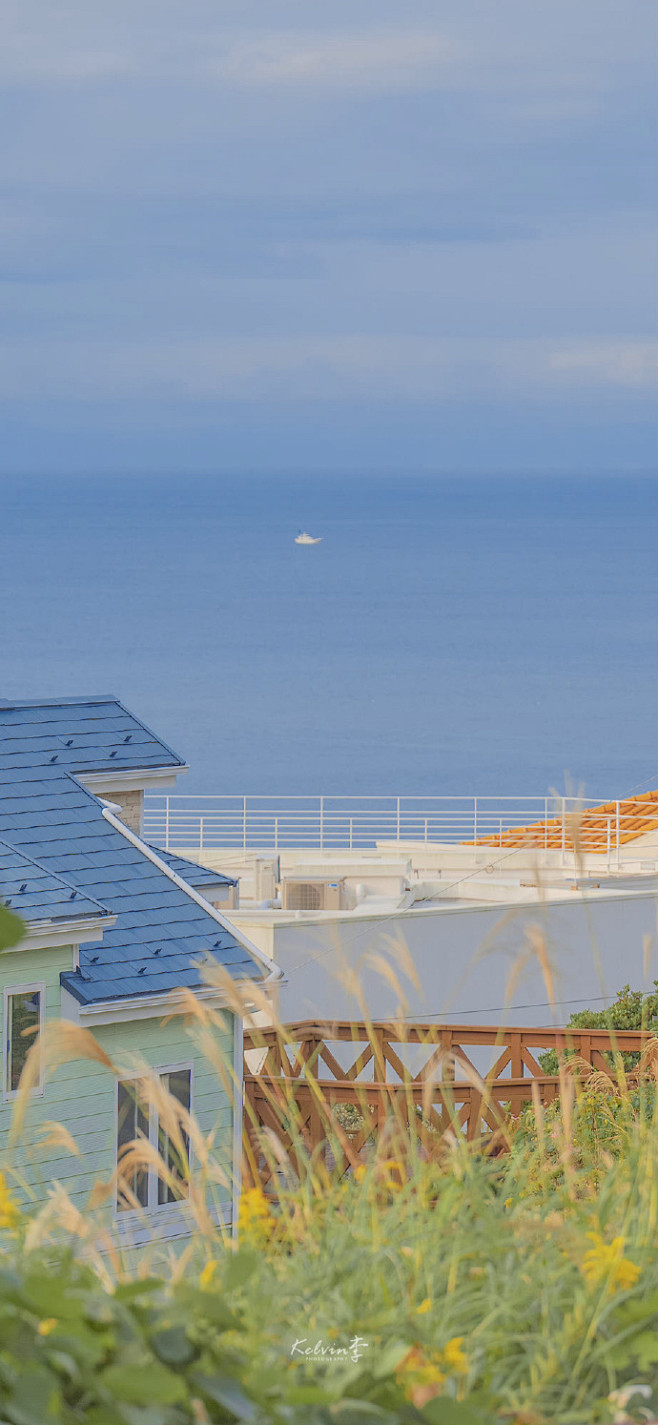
<box><xmin>255</xmin><ymin>892</ymin><xmax>658</xmax><ymax>1028</ymax></box>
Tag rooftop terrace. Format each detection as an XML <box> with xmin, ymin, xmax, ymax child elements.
<box><xmin>144</xmin><ymin>791</ymin><xmax>658</xmax><ymax>868</ymax></box>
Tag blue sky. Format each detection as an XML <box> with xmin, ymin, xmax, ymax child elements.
<box><xmin>1</xmin><ymin>0</ymin><xmax>656</xmax><ymax>473</ymax></box>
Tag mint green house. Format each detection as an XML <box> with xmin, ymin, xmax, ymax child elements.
<box><xmin>0</xmin><ymin>697</ymin><xmax>278</xmax><ymax>1246</ymax></box>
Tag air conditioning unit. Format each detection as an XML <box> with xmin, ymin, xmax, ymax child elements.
<box><xmin>281</xmin><ymin>878</ymin><xmax>344</xmax><ymax>911</ymax></box>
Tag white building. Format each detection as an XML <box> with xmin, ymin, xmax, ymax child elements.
<box><xmin>144</xmin><ymin>792</ymin><xmax>658</xmax><ymax>1028</ymax></box>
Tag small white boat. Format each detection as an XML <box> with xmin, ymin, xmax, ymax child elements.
<box><xmin>295</xmin><ymin>531</ymin><xmax>323</xmax><ymax>545</ymax></box>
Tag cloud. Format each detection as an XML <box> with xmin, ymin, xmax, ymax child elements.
<box><xmin>2</xmin><ymin>335</ymin><xmax>656</xmax><ymax>404</ymax></box>
<box><xmin>0</xmin><ymin>9</ymin><xmax>452</xmax><ymax>93</ymax></box>
<box><xmin>550</xmin><ymin>343</ymin><xmax>658</xmax><ymax>388</ymax></box>
<box><xmin>212</xmin><ymin>29</ymin><xmax>453</xmax><ymax>93</ymax></box>
<box><xmin>0</xmin><ymin>11</ymin><xmax>135</xmax><ymax>84</ymax></box>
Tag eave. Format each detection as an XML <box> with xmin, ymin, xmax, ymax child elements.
<box><xmin>60</xmin><ymin>980</ymin><xmax>270</xmax><ymax>1027</ymax></box>
<box><xmin>5</xmin><ymin>914</ymin><xmax>115</xmax><ymax>953</ymax></box>
<box><xmin>77</xmin><ymin>765</ymin><xmax>189</xmax><ymax>794</ymax></box>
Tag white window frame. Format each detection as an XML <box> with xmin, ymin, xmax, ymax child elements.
<box><xmin>2</xmin><ymin>982</ymin><xmax>45</xmax><ymax>1101</ymax></box>
<box><xmin>114</xmin><ymin>1060</ymin><xmax>194</xmax><ymax>1218</ymax></box>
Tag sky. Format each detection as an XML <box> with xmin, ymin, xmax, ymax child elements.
<box><xmin>1</xmin><ymin>0</ymin><xmax>656</xmax><ymax>474</ymax></box>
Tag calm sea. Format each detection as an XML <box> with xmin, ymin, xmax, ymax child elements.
<box><xmin>1</xmin><ymin>473</ymin><xmax>657</xmax><ymax>798</ymax></box>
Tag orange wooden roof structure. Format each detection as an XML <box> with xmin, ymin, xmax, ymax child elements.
<box><xmin>469</xmin><ymin>790</ymin><xmax>658</xmax><ymax>853</ymax></box>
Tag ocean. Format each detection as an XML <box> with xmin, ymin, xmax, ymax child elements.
<box><xmin>1</xmin><ymin>472</ymin><xmax>657</xmax><ymax>799</ymax></box>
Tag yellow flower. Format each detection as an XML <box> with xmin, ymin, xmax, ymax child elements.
<box><xmin>37</xmin><ymin>1319</ymin><xmax>58</xmax><ymax>1336</ymax></box>
<box><xmin>381</xmin><ymin>1159</ymin><xmax>405</xmax><ymax>1192</ymax></box>
<box><xmin>238</xmin><ymin>1186</ymin><xmax>273</xmax><ymax>1244</ymax></box>
<box><xmin>442</xmin><ymin>1336</ymin><xmax>469</xmax><ymax>1375</ymax></box>
<box><xmin>396</xmin><ymin>1347</ymin><xmax>446</xmax><ymax>1407</ymax></box>
<box><xmin>0</xmin><ymin>1173</ymin><xmax>19</xmax><ymax>1231</ymax></box>
<box><xmin>199</xmin><ymin>1259</ymin><xmax>218</xmax><ymax>1290</ymax></box>
<box><xmin>396</xmin><ymin>1336</ymin><xmax>470</xmax><ymax>1406</ymax></box>
<box><xmin>582</xmin><ymin>1233</ymin><xmax>641</xmax><ymax>1293</ymax></box>
<box><xmin>504</xmin><ymin>1197</ymin><xmax>513</xmax><ymax>1209</ymax></box>
<box><xmin>354</xmin><ymin>1159</ymin><xmax>404</xmax><ymax>1194</ymax></box>
<box><xmin>416</xmin><ymin>1297</ymin><xmax>432</xmax><ymax>1315</ymax></box>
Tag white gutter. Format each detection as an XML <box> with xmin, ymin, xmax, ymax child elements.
<box><xmin>61</xmin><ymin>982</ymin><xmax>244</xmax><ymax>1027</ymax></box>
<box><xmin>75</xmin><ymin>984</ymin><xmax>233</xmax><ymax>1016</ymax></box>
<box><xmin>100</xmin><ymin>807</ymin><xmax>282</xmax><ymax>986</ymax></box>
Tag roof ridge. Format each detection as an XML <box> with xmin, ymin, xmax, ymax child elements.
<box><xmin>0</xmin><ymin>696</ymin><xmax>120</xmax><ymax>709</ymax></box>
<box><xmin>103</xmin><ymin>808</ymin><xmax>277</xmax><ymax>979</ymax></box>
<box><xmin>109</xmin><ymin>697</ymin><xmax>184</xmax><ymax>766</ymax></box>
<box><xmin>145</xmin><ymin>842</ymin><xmax>237</xmax><ymax>885</ymax></box>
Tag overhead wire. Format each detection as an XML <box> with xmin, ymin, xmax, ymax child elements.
<box><xmin>395</xmin><ymin>993</ymin><xmax>614</xmax><ymax>1022</ymax></box>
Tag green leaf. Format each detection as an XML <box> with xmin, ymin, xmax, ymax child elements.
<box><xmin>370</xmin><ymin>1341</ymin><xmax>414</xmax><ymax>1380</ymax></box>
<box><xmin>151</xmin><ymin>1325</ymin><xmax>197</xmax><ymax>1367</ymax></box>
<box><xmin>113</xmin><ymin>1279</ymin><xmax>164</xmax><ymax>1302</ymax></box>
<box><xmin>628</xmin><ymin>1329</ymin><xmax>658</xmax><ymax>1370</ymax></box>
<box><xmin>82</xmin><ymin>1409</ymin><xmax>177</xmax><ymax>1425</ymax></box>
<box><xmin>0</xmin><ymin>905</ymin><xmax>26</xmax><ymax>952</ymax></box>
<box><xmin>43</xmin><ymin>1350</ymin><xmax>80</xmax><ymax>1384</ymax></box>
<box><xmin>118</xmin><ymin>1408</ymin><xmax>183</xmax><ymax>1425</ymax></box>
<box><xmin>613</xmin><ymin>1288</ymin><xmax>658</xmax><ymax>1325</ymax></box>
<box><xmin>285</xmin><ymin>1384</ymin><xmax>339</xmax><ymax>1404</ymax></box>
<box><xmin>84</xmin><ymin>1298</ymin><xmax>117</xmax><ymax>1329</ymax></box>
<box><xmin>223</xmin><ymin>1249</ymin><xmax>259</xmax><ymax>1292</ymax></box>
<box><xmin>2</xmin><ymin>1367</ymin><xmax>61</xmax><ymax>1425</ymax></box>
<box><xmin>100</xmin><ymin>1363</ymin><xmax>186</xmax><ymax>1406</ymax></box>
<box><xmin>186</xmin><ymin>1290</ymin><xmax>238</xmax><ymax>1330</ymax></box>
<box><xmin>21</xmin><ymin>1275</ymin><xmax>84</xmax><ymax>1321</ymax></box>
<box><xmin>191</xmin><ymin>1372</ymin><xmax>257</xmax><ymax>1420</ymax></box>
<box><xmin>331</xmin><ymin>1404</ymin><xmax>407</xmax><ymax>1420</ymax></box>
<box><xmin>421</xmin><ymin>1400</ymin><xmax>493</xmax><ymax>1425</ymax></box>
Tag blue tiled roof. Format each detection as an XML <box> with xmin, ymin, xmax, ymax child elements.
<box><xmin>0</xmin><ymin>697</ymin><xmax>186</xmax><ymax>777</ymax></box>
<box><xmin>148</xmin><ymin>846</ymin><xmax>237</xmax><ymax>889</ymax></box>
<box><xmin>0</xmin><ymin>698</ymin><xmax>265</xmax><ymax>1005</ymax></box>
<box><xmin>0</xmin><ymin>839</ymin><xmax>111</xmax><ymax>925</ymax></box>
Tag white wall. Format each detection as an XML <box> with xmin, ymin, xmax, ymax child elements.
<box><xmin>266</xmin><ymin>893</ymin><xmax>658</xmax><ymax>1027</ymax></box>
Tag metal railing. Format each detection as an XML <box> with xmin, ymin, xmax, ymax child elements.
<box><xmin>142</xmin><ymin>793</ymin><xmax>658</xmax><ymax>860</ymax></box>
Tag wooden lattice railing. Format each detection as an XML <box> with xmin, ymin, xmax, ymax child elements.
<box><xmin>242</xmin><ymin>1020</ymin><xmax>656</xmax><ymax>1191</ymax></box>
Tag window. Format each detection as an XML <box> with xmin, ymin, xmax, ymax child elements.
<box><xmin>116</xmin><ymin>1066</ymin><xmax>192</xmax><ymax>1212</ymax></box>
<box><xmin>157</xmin><ymin>1068</ymin><xmax>191</xmax><ymax>1205</ymax></box>
<box><xmin>3</xmin><ymin>985</ymin><xmax>44</xmax><ymax>1097</ymax></box>
<box><xmin>116</xmin><ymin>1080</ymin><xmax>150</xmax><ymax>1208</ymax></box>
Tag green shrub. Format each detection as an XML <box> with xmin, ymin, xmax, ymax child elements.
<box><xmin>4</xmin><ymin>1083</ymin><xmax>658</xmax><ymax>1423</ymax></box>
<box><xmin>538</xmin><ymin>982</ymin><xmax>658</xmax><ymax>1074</ymax></box>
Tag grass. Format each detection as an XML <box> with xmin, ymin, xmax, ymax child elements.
<box><xmin>3</xmin><ymin>883</ymin><xmax>658</xmax><ymax>1423</ymax></box>
<box><xmin>3</xmin><ymin>982</ymin><xmax>658</xmax><ymax>1422</ymax></box>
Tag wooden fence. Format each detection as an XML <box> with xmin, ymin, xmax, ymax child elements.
<box><xmin>242</xmin><ymin>1019</ymin><xmax>656</xmax><ymax>1191</ymax></box>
